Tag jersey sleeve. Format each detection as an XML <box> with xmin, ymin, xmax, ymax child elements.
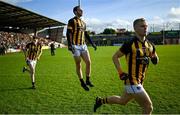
<box><xmin>67</xmin><ymin>19</ymin><xmax>74</xmax><ymax>32</ymax></box>
<box><xmin>152</xmin><ymin>43</ymin><xmax>156</xmax><ymax>54</ymax></box>
<box><xmin>148</xmin><ymin>41</ymin><xmax>156</xmax><ymax>54</ymax></box>
<box><xmin>82</xmin><ymin>20</ymin><xmax>86</xmax><ymax>31</ymax></box>
<box><xmin>66</xmin><ymin>19</ymin><xmax>74</xmax><ymax>45</ymax></box>
<box><xmin>39</xmin><ymin>44</ymin><xmax>42</xmax><ymax>49</ymax></box>
<box><xmin>26</xmin><ymin>43</ymin><xmax>30</xmax><ymax>49</ymax></box>
<box><xmin>119</xmin><ymin>41</ymin><xmax>132</xmax><ymax>55</ymax></box>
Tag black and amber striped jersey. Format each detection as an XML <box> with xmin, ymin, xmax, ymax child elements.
<box><xmin>67</xmin><ymin>16</ymin><xmax>86</xmax><ymax>45</ymax></box>
<box><xmin>26</xmin><ymin>42</ymin><xmax>42</xmax><ymax>60</ymax></box>
<box><xmin>120</xmin><ymin>37</ymin><xmax>156</xmax><ymax>85</ymax></box>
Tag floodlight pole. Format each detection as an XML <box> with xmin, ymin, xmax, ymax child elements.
<box><xmin>179</xmin><ymin>23</ymin><xmax>180</xmax><ymax>40</ymax></box>
<box><xmin>162</xmin><ymin>23</ymin><xmax>165</xmax><ymax>45</ymax></box>
<box><xmin>78</xmin><ymin>0</ymin><xmax>81</xmax><ymax>6</ymax></box>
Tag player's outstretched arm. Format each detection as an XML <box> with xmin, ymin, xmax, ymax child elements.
<box><xmin>85</xmin><ymin>31</ymin><xmax>97</xmax><ymax>51</ymax></box>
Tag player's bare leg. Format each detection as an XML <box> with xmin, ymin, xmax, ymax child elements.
<box><xmin>74</xmin><ymin>56</ymin><xmax>89</xmax><ymax>91</ymax></box>
<box><xmin>94</xmin><ymin>91</ymin><xmax>133</xmax><ymax>112</ymax></box>
<box><xmin>29</xmin><ymin>63</ymin><xmax>36</xmax><ymax>89</ymax></box>
<box><xmin>81</xmin><ymin>51</ymin><xmax>93</xmax><ymax>87</ymax></box>
<box><xmin>134</xmin><ymin>90</ymin><xmax>153</xmax><ymax>114</ymax></box>
<box><xmin>106</xmin><ymin>92</ymin><xmax>133</xmax><ymax>105</ymax></box>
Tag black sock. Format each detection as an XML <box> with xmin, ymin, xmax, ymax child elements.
<box><xmin>80</xmin><ymin>79</ymin><xmax>85</xmax><ymax>84</ymax></box>
<box><xmin>32</xmin><ymin>82</ymin><xmax>35</xmax><ymax>86</ymax></box>
<box><xmin>101</xmin><ymin>98</ymin><xmax>108</xmax><ymax>104</ymax></box>
<box><xmin>86</xmin><ymin>76</ymin><xmax>90</xmax><ymax>82</ymax></box>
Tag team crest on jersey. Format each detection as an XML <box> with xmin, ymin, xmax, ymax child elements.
<box><xmin>137</xmin><ymin>86</ymin><xmax>141</xmax><ymax>90</ymax></box>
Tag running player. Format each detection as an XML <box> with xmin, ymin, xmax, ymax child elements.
<box><xmin>22</xmin><ymin>36</ymin><xmax>42</xmax><ymax>89</ymax></box>
<box><xmin>94</xmin><ymin>18</ymin><xmax>159</xmax><ymax>114</ymax></box>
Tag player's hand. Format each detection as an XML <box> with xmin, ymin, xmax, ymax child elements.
<box><xmin>26</xmin><ymin>59</ymin><xmax>30</xmax><ymax>65</ymax></box>
<box><xmin>37</xmin><ymin>57</ymin><xmax>40</xmax><ymax>60</ymax></box>
<box><xmin>150</xmin><ymin>53</ymin><xmax>158</xmax><ymax>65</ymax></box>
<box><xmin>92</xmin><ymin>44</ymin><xmax>97</xmax><ymax>51</ymax></box>
<box><xmin>25</xmin><ymin>58</ymin><xmax>28</xmax><ymax>62</ymax></box>
<box><xmin>151</xmin><ymin>57</ymin><xmax>158</xmax><ymax>65</ymax></box>
<box><xmin>119</xmin><ymin>72</ymin><xmax>129</xmax><ymax>80</ymax></box>
<box><xmin>68</xmin><ymin>45</ymin><xmax>75</xmax><ymax>54</ymax></box>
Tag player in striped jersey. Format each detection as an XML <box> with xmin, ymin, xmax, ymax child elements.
<box><xmin>22</xmin><ymin>36</ymin><xmax>42</xmax><ymax>89</ymax></box>
<box><xmin>94</xmin><ymin>18</ymin><xmax>159</xmax><ymax>114</ymax></box>
<box><xmin>66</xmin><ymin>6</ymin><xmax>97</xmax><ymax>91</ymax></box>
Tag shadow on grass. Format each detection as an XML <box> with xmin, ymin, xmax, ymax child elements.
<box><xmin>0</xmin><ymin>87</ymin><xmax>35</xmax><ymax>92</ymax></box>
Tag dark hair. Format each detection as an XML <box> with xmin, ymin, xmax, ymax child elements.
<box><xmin>133</xmin><ymin>18</ymin><xmax>146</xmax><ymax>28</ymax></box>
<box><xmin>33</xmin><ymin>36</ymin><xmax>36</xmax><ymax>40</ymax></box>
<box><xmin>73</xmin><ymin>6</ymin><xmax>80</xmax><ymax>14</ymax></box>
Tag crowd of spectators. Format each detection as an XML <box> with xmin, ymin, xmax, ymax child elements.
<box><xmin>0</xmin><ymin>31</ymin><xmax>52</xmax><ymax>55</ymax></box>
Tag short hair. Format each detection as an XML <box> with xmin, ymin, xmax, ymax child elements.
<box><xmin>33</xmin><ymin>36</ymin><xmax>38</xmax><ymax>40</ymax></box>
<box><xmin>133</xmin><ymin>18</ymin><xmax>146</xmax><ymax>28</ymax></box>
<box><xmin>33</xmin><ymin>36</ymin><xmax>36</xmax><ymax>40</ymax></box>
<box><xmin>73</xmin><ymin>6</ymin><xmax>80</xmax><ymax>14</ymax></box>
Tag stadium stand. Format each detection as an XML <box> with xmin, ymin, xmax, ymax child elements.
<box><xmin>0</xmin><ymin>1</ymin><xmax>65</xmax><ymax>30</ymax></box>
<box><xmin>0</xmin><ymin>1</ymin><xmax>66</xmax><ymax>54</ymax></box>
<box><xmin>90</xmin><ymin>30</ymin><xmax>180</xmax><ymax>46</ymax></box>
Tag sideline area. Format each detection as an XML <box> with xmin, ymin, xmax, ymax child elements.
<box><xmin>6</xmin><ymin>44</ymin><xmax>66</xmax><ymax>53</ymax></box>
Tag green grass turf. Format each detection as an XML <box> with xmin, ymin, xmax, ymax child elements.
<box><xmin>0</xmin><ymin>45</ymin><xmax>180</xmax><ymax>114</ymax></box>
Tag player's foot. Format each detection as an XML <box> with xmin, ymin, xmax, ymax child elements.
<box><xmin>22</xmin><ymin>67</ymin><xmax>27</xmax><ymax>73</ymax></box>
<box><xmin>81</xmin><ymin>82</ymin><xmax>89</xmax><ymax>91</ymax></box>
<box><xmin>94</xmin><ymin>97</ymin><xmax>103</xmax><ymax>112</ymax></box>
<box><xmin>32</xmin><ymin>85</ymin><xmax>36</xmax><ymax>89</ymax></box>
<box><xmin>32</xmin><ymin>82</ymin><xmax>35</xmax><ymax>89</ymax></box>
<box><xmin>86</xmin><ymin>80</ymin><xmax>94</xmax><ymax>87</ymax></box>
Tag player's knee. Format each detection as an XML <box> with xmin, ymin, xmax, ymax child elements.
<box><xmin>76</xmin><ymin>63</ymin><xmax>81</xmax><ymax>68</ymax></box>
<box><xmin>86</xmin><ymin>60</ymin><xmax>91</xmax><ymax>66</ymax></box>
<box><xmin>30</xmin><ymin>68</ymin><xmax>35</xmax><ymax>74</ymax></box>
<box><xmin>149</xmin><ymin>104</ymin><xmax>153</xmax><ymax>112</ymax></box>
<box><xmin>75</xmin><ymin>60</ymin><xmax>81</xmax><ymax>64</ymax></box>
<box><xmin>121</xmin><ymin>101</ymin><xmax>128</xmax><ymax>105</ymax></box>
<box><xmin>32</xmin><ymin>70</ymin><xmax>35</xmax><ymax>74</ymax></box>
<box><xmin>119</xmin><ymin>100</ymin><xmax>128</xmax><ymax>105</ymax></box>
<box><xmin>145</xmin><ymin>103</ymin><xmax>153</xmax><ymax>113</ymax></box>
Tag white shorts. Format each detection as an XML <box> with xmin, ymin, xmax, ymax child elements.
<box><xmin>125</xmin><ymin>84</ymin><xmax>145</xmax><ymax>94</ymax></box>
<box><xmin>26</xmin><ymin>59</ymin><xmax>37</xmax><ymax>70</ymax></box>
<box><xmin>72</xmin><ymin>44</ymin><xmax>88</xmax><ymax>57</ymax></box>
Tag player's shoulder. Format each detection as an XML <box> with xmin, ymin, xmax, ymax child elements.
<box><xmin>146</xmin><ymin>39</ymin><xmax>155</xmax><ymax>48</ymax></box>
<box><xmin>148</xmin><ymin>39</ymin><xmax>155</xmax><ymax>45</ymax></box>
<box><xmin>26</xmin><ymin>42</ymin><xmax>32</xmax><ymax>46</ymax></box>
<box><xmin>37</xmin><ymin>42</ymin><xmax>42</xmax><ymax>46</ymax></box>
<box><xmin>123</xmin><ymin>37</ymin><xmax>134</xmax><ymax>46</ymax></box>
<box><xmin>68</xmin><ymin>17</ymin><xmax>76</xmax><ymax>23</ymax></box>
<box><xmin>25</xmin><ymin>42</ymin><xmax>33</xmax><ymax>48</ymax></box>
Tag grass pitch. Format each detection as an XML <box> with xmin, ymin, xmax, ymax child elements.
<box><xmin>0</xmin><ymin>45</ymin><xmax>180</xmax><ymax>114</ymax></box>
